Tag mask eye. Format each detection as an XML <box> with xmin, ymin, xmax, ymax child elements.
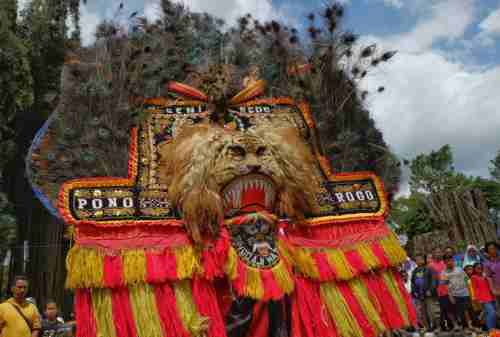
<box><xmin>256</xmin><ymin>146</ymin><xmax>267</xmax><ymax>156</ymax></box>
<box><xmin>229</xmin><ymin>145</ymin><xmax>246</xmax><ymax>158</ymax></box>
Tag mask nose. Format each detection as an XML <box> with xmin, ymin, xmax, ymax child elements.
<box><xmin>247</xmin><ymin>164</ymin><xmax>261</xmax><ymax>172</ymax></box>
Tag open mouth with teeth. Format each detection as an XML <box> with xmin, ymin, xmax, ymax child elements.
<box><xmin>222</xmin><ymin>174</ymin><xmax>277</xmax><ymax>217</ymax></box>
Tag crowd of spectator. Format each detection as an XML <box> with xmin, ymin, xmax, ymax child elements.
<box><xmin>402</xmin><ymin>242</ymin><xmax>500</xmax><ymax>335</ymax></box>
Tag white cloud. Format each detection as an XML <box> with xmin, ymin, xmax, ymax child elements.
<box><xmin>382</xmin><ymin>0</ymin><xmax>404</xmax><ymax>8</ymax></box>
<box><xmin>382</xmin><ymin>0</ymin><xmax>476</xmax><ymax>52</ymax></box>
<box><xmin>479</xmin><ymin>6</ymin><xmax>500</xmax><ymax>36</ymax></box>
<box><xmin>356</xmin><ymin>0</ymin><xmax>500</xmax><ymax>196</ymax></box>
<box><xmin>144</xmin><ymin>0</ymin><xmax>283</xmax><ymax>25</ymax></box>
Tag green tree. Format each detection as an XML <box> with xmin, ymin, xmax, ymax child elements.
<box><xmin>389</xmin><ymin>192</ymin><xmax>433</xmax><ymax>238</ymax></box>
<box><xmin>408</xmin><ymin>144</ymin><xmax>469</xmax><ymax>194</ymax></box>
<box><xmin>490</xmin><ymin>150</ymin><xmax>500</xmax><ymax>182</ymax></box>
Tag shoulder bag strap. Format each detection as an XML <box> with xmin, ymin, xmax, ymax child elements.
<box><xmin>9</xmin><ymin>303</ymin><xmax>33</xmax><ymax>332</ymax></box>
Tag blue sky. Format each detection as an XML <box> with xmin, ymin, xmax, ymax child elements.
<box><xmin>42</xmin><ymin>0</ymin><xmax>500</xmax><ymax>194</ymax></box>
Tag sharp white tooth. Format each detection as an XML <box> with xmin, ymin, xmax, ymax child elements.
<box><xmin>235</xmin><ymin>184</ymin><xmax>241</xmax><ymax>208</ymax></box>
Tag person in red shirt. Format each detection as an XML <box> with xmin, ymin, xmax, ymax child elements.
<box><xmin>428</xmin><ymin>249</ymin><xmax>454</xmax><ymax>330</ymax></box>
<box><xmin>471</xmin><ymin>263</ymin><xmax>497</xmax><ymax>331</ymax></box>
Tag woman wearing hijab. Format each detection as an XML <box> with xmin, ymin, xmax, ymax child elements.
<box><xmin>463</xmin><ymin>245</ymin><xmax>482</xmax><ymax>267</ymax></box>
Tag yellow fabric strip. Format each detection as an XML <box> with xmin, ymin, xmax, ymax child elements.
<box><xmin>290</xmin><ymin>246</ymin><xmax>320</xmax><ymax>278</ymax></box>
<box><xmin>357</xmin><ymin>243</ymin><xmax>381</xmax><ymax>270</ymax></box>
<box><xmin>245</xmin><ymin>267</ymin><xmax>265</xmax><ymax>299</ymax></box>
<box><xmin>381</xmin><ymin>270</ymin><xmax>410</xmax><ymax>325</ymax></box>
<box><xmin>349</xmin><ymin>278</ymin><xmax>387</xmax><ymax>335</ymax></box>
<box><xmin>129</xmin><ymin>284</ymin><xmax>164</xmax><ymax>337</ymax></box>
<box><xmin>326</xmin><ymin>249</ymin><xmax>354</xmax><ymax>281</ymax></box>
<box><xmin>173</xmin><ymin>280</ymin><xmax>208</xmax><ymax>337</ymax></box>
<box><xmin>175</xmin><ymin>245</ymin><xmax>201</xmax><ymax>279</ymax></box>
<box><xmin>91</xmin><ymin>288</ymin><xmax>117</xmax><ymax>337</ymax></box>
<box><xmin>320</xmin><ymin>282</ymin><xmax>364</xmax><ymax>337</ymax></box>
<box><xmin>225</xmin><ymin>247</ymin><xmax>238</xmax><ymax>280</ymax></box>
<box><xmin>380</xmin><ymin>234</ymin><xmax>407</xmax><ymax>266</ymax></box>
<box><xmin>66</xmin><ymin>246</ymin><xmax>104</xmax><ymax>289</ymax></box>
<box><xmin>123</xmin><ymin>249</ymin><xmax>147</xmax><ymax>284</ymax></box>
<box><xmin>272</xmin><ymin>261</ymin><xmax>295</xmax><ymax>294</ymax></box>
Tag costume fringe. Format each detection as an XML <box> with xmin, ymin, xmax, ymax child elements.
<box><xmin>91</xmin><ymin>288</ymin><xmax>117</xmax><ymax>337</ymax></box>
<box><xmin>75</xmin><ymin>289</ymin><xmax>97</xmax><ymax>337</ymax></box>
<box><xmin>153</xmin><ymin>283</ymin><xmax>192</xmax><ymax>337</ymax></box>
<box><xmin>225</xmin><ymin>245</ymin><xmax>294</xmax><ymax>301</ymax></box>
<box><xmin>292</xmin><ymin>269</ymin><xmax>414</xmax><ymax>337</ymax></box>
<box><xmin>283</xmin><ymin>232</ymin><xmax>406</xmax><ymax>282</ymax></box>
<box><xmin>66</xmin><ymin>244</ymin><xmax>201</xmax><ymax>289</ymax></box>
<box><xmin>129</xmin><ymin>284</ymin><xmax>164</xmax><ymax>337</ymax></box>
<box><xmin>111</xmin><ymin>287</ymin><xmax>138</xmax><ymax>337</ymax></box>
<box><xmin>192</xmin><ymin>278</ymin><xmax>227</xmax><ymax>337</ymax></box>
<box><xmin>174</xmin><ymin>280</ymin><xmax>209</xmax><ymax>337</ymax></box>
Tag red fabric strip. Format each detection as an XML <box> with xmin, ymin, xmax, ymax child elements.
<box><xmin>370</xmin><ymin>242</ymin><xmax>390</xmax><ymax>268</ymax></box>
<box><xmin>192</xmin><ymin>278</ymin><xmax>227</xmax><ymax>337</ymax></box>
<box><xmin>261</xmin><ymin>269</ymin><xmax>283</xmax><ymax>301</ymax></box>
<box><xmin>154</xmin><ymin>283</ymin><xmax>191</xmax><ymax>337</ymax></box>
<box><xmin>344</xmin><ymin>250</ymin><xmax>369</xmax><ymax>275</ymax></box>
<box><xmin>232</xmin><ymin>259</ymin><xmax>248</xmax><ymax>296</ymax></box>
<box><xmin>103</xmin><ymin>255</ymin><xmax>124</xmax><ymax>288</ymax></box>
<box><xmin>246</xmin><ymin>302</ymin><xmax>269</xmax><ymax>337</ymax></box>
<box><xmin>146</xmin><ymin>250</ymin><xmax>177</xmax><ymax>283</ymax></box>
<box><xmin>292</xmin><ymin>278</ymin><xmax>337</xmax><ymax>337</ymax></box>
<box><xmin>337</xmin><ymin>282</ymin><xmax>376</xmax><ymax>337</ymax></box>
<box><xmin>201</xmin><ymin>231</ymin><xmax>229</xmax><ymax>280</ymax></box>
<box><xmin>362</xmin><ymin>273</ymin><xmax>405</xmax><ymax>329</ymax></box>
<box><xmin>392</xmin><ymin>270</ymin><xmax>417</xmax><ymax>326</ymax></box>
<box><xmin>111</xmin><ymin>287</ymin><xmax>138</xmax><ymax>337</ymax></box>
<box><xmin>75</xmin><ymin>289</ymin><xmax>97</xmax><ymax>337</ymax></box>
<box><xmin>313</xmin><ymin>252</ymin><xmax>337</xmax><ymax>281</ymax></box>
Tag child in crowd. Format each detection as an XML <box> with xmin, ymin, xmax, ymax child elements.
<box><xmin>471</xmin><ymin>263</ymin><xmax>497</xmax><ymax>331</ymax></box>
<box><xmin>442</xmin><ymin>254</ymin><xmax>471</xmax><ymax>329</ymax></box>
<box><xmin>41</xmin><ymin>300</ymin><xmax>65</xmax><ymax>337</ymax></box>
<box><xmin>464</xmin><ymin>264</ymin><xmax>481</xmax><ymax>328</ymax></box>
<box><xmin>411</xmin><ymin>254</ymin><xmax>434</xmax><ymax>331</ymax></box>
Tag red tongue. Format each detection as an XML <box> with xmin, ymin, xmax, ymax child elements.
<box><xmin>239</xmin><ymin>185</ymin><xmax>267</xmax><ymax>213</ymax></box>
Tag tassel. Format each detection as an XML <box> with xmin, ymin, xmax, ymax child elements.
<box><xmin>391</xmin><ymin>270</ymin><xmax>417</xmax><ymax>326</ymax></box>
<box><xmin>344</xmin><ymin>250</ymin><xmax>369</xmax><ymax>275</ymax></box>
<box><xmin>337</xmin><ymin>282</ymin><xmax>376</xmax><ymax>337</ymax></box>
<box><xmin>271</xmin><ymin>262</ymin><xmax>294</xmax><ymax>295</ymax></box>
<box><xmin>245</xmin><ymin>265</ymin><xmax>265</xmax><ymax>300</ymax></box>
<box><xmin>357</xmin><ymin>243</ymin><xmax>381</xmax><ymax>270</ymax></box>
<box><xmin>381</xmin><ymin>271</ymin><xmax>410</xmax><ymax>326</ymax></box>
<box><xmin>380</xmin><ymin>234</ymin><xmax>407</xmax><ymax>266</ymax></box>
<box><xmin>192</xmin><ymin>277</ymin><xmax>227</xmax><ymax>337</ymax></box>
<box><xmin>175</xmin><ymin>245</ymin><xmax>201</xmax><ymax>279</ymax></box>
<box><xmin>123</xmin><ymin>250</ymin><xmax>146</xmax><ymax>285</ymax></box>
<box><xmin>104</xmin><ymin>255</ymin><xmax>124</xmax><ymax>288</ymax></box>
<box><xmin>293</xmin><ymin>278</ymin><xmax>336</xmax><ymax>337</ymax></box>
<box><xmin>129</xmin><ymin>284</ymin><xmax>164</xmax><ymax>337</ymax></box>
<box><xmin>349</xmin><ymin>279</ymin><xmax>387</xmax><ymax>335</ymax></box>
<box><xmin>173</xmin><ymin>280</ymin><xmax>209</xmax><ymax>337</ymax></box>
<box><xmin>154</xmin><ymin>283</ymin><xmax>191</xmax><ymax>337</ymax></box>
<box><xmin>261</xmin><ymin>269</ymin><xmax>282</xmax><ymax>301</ymax></box>
<box><xmin>66</xmin><ymin>246</ymin><xmax>104</xmax><ymax>289</ymax></box>
<box><xmin>320</xmin><ymin>282</ymin><xmax>363</xmax><ymax>337</ymax></box>
<box><xmin>146</xmin><ymin>251</ymin><xmax>170</xmax><ymax>284</ymax></box>
<box><xmin>361</xmin><ymin>272</ymin><xmax>405</xmax><ymax>329</ymax></box>
<box><xmin>75</xmin><ymin>289</ymin><xmax>97</xmax><ymax>337</ymax></box>
<box><xmin>110</xmin><ymin>287</ymin><xmax>138</xmax><ymax>337</ymax></box>
<box><xmin>91</xmin><ymin>288</ymin><xmax>117</xmax><ymax>337</ymax></box>
<box><xmin>326</xmin><ymin>249</ymin><xmax>353</xmax><ymax>281</ymax></box>
<box><xmin>314</xmin><ymin>252</ymin><xmax>337</xmax><ymax>281</ymax></box>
